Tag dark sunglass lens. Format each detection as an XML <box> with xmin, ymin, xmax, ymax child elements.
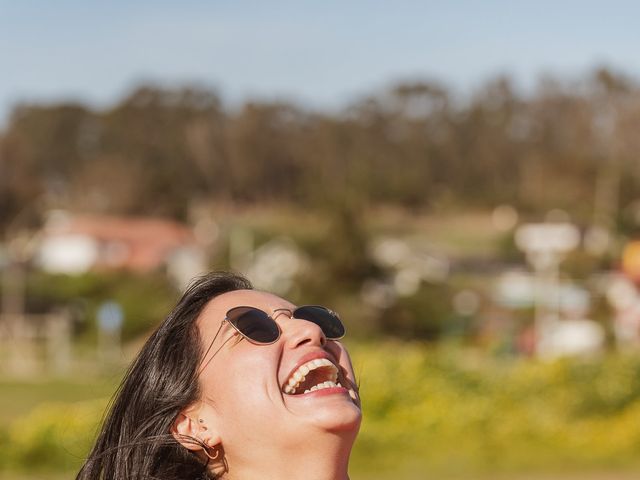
<box><xmin>228</xmin><ymin>307</ymin><xmax>279</xmax><ymax>343</ymax></box>
<box><xmin>294</xmin><ymin>306</ymin><xmax>345</xmax><ymax>339</ymax></box>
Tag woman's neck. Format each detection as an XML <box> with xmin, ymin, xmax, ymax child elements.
<box><xmin>219</xmin><ymin>431</ymin><xmax>356</xmax><ymax>480</ymax></box>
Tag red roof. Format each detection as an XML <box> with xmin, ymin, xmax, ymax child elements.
<box><xmin>45</xmin><ymin>214</ymin><xmax>196</xmax><ymax>272</ymax></box>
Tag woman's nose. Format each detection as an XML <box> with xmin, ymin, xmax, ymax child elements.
<box><xmin>281</xmin><ymin>315</ymin><xmax>327</xmax><ymax>349</ymax></box>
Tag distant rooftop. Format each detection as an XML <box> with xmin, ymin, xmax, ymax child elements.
<box><xmin>40</xmin><ymin>211</ymin><xmax>198</xmax><ymax>273</ymax></box>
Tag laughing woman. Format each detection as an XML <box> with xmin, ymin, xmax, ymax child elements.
<box><xmin>77</xmin><ymin>271</ymin><xmax>361</xmax><ymax>480</ymax></box>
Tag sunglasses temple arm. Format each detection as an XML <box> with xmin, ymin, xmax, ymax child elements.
<box><xmin>197</xmin><ymin>320</ymin><xmax>224</xmax><ymax>376</ymax></box>
<box><xmin>198</xmin><ymin>321</ymin><xmax>238</xmax><ymax>376</ymax></box>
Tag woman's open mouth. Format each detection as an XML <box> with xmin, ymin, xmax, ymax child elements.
<box><xmin>282</xmin><ymin>357</ymin><xmax>360</xmax><ymax>404</ymax></box>
<box><xmin>283</xmin><ymin>358</ymin><xmax>341</xmax><ymax>394</ymax></box>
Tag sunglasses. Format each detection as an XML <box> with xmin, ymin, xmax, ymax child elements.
<box><xmin>198</xmin><ymin>305</ymin><xmax>345</xmax><ymax>374</ymax></box>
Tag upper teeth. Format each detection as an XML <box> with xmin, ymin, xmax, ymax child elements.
<box><xmin>283</xmin><ymin>358</ymin><xmax>338</xmax><ymax>394</ymax></box>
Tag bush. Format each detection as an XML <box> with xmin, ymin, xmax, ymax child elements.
<box><xmin>5</xmin><ymin>343</ymin><xmax>640</xmax><ymax>478</ymax></box>
<box><xmin>0</xmin><ymin>399</ymin><xmax>107</xmax><ymax>472</ymax></box>
<box><xmin>349</xmin><ymin>342</ymin><xmax>640</xmax><ymax>478</ymax></box>
<box><xmin>377</xmin><ymin>284</ymin><xmax>453</xmax><ymax>340</ymax></box>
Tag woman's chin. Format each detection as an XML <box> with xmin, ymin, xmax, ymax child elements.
<box><xmin>284</xmin><ymin>392</ymin><xmax>362</xmax><ymax>435</ymax></box>
<box><xmin>317</xmin><ymin>404</ymin><xmax>362</xmax><ymax>434</ymax></box>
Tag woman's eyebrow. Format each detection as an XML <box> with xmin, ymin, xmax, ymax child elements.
<box><xmin>272</xmin><ymin>307</ymin><xmax>294</xmax><ymax>319</ymax></box>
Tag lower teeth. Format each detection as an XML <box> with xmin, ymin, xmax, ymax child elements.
<box><xmin>303</xmin><ymin>381</ymin><xmax>341</xmax><ymax>394</ymax></box>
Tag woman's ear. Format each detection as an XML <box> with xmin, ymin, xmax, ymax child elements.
<box><xmin>171</xmin><ymin>406</ymin><xmax>222</xmax><ymax>452</ymax></box>
<box><xmin>171</xmin><ymin>413</ymin><xmax>202</xmax><ymax>451</ymax></box>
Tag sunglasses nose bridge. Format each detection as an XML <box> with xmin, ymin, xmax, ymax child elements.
<box><xmin>272</xmin><ymin>308</ymin><xmax>294</xmax><ymax>320</ymax></box>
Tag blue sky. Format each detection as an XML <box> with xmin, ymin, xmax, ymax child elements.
<box><xmin>1</xmin><ymin>1</ymin><xmax>639</xmax><ymax>124</ymax></box>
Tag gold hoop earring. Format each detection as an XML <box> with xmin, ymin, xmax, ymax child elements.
<box><xmin>203</xmin><ymin>445</ymin><xmax>220</xmax><ymax>460</ymax></box>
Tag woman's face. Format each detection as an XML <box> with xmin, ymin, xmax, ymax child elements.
<box><xmin>195</xmin><ymin>289</ymin><xmax>362</xmax><ymax>456</ymax></box>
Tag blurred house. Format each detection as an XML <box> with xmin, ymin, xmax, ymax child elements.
<box><xmin>35</xmin><ymin>211</ymin><xmax>207</xmax><ymax>285</ymax></box>
<box><xmin>492</xmin><ymin>270</ymin><xmax>604</xmax><ymax>358</ymax></box>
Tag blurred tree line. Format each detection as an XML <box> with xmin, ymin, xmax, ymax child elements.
<box><xmin>1</xmin><ymin>67</ymin><xmax>640</xmax><ymax>234</ymax></box>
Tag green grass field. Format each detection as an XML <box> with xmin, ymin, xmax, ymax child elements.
<box><xmin>0</xmin><ymin>376</ymin><xmax>119</xmax><ymax>423</ymax></box>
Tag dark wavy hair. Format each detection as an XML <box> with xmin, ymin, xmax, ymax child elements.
<box><xmin>76</xmin><ymin>271</ymin><xmax>252</xmax><ymax>480</ymax></box>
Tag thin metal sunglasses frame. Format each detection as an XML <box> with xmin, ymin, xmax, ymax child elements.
<box><xmin>197</xmin><ymin>305</ymin><xmax>344</xmax><ymax>375</ymax></box>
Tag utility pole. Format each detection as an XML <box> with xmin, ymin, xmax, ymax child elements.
<box><xmin>586</xmin><ymin>87</ymin><xmax>622</xmax><ymax>257</ymax></box>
